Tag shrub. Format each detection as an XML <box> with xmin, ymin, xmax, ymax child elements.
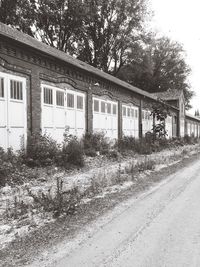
<box><xmin>22</xmin><ymin>133</ymin><xmax>60</xmax><ymax>167</ymax></box>
<box><xmin>116</xmin><ymin>136</ymin><xmax>136</xmax><ymax>151</ymax></box>
<box><xmin>61</xmin><ymin>137</ymin><xmax>84</xmax><ymax>168</ymax></box>
<box><xmin>134</xmin><ymin>138</ymin><xmax>153</xmax><ymax>155</ymax></box>
<box><xmin>0</xmin><ymin>147</ymin><xmax>23</xmax><ymax>187</ymax></box>
<box><xmin>84</xmin><ymin>148</ymin><xmax>97</xmax><ymax>157</ymax></box>
<box><xmin>82</xmin><ymin>132</ymin><xmax>110</xmax><ymax>154</ymax></box>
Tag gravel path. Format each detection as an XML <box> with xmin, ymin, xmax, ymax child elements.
<box><xmin>45</xmin><ymin>155</ymin><xmax>200</xmax><ymax>267</ymax></box>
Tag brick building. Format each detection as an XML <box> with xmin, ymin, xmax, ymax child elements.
<box><xmin>0</xmin><ymin>22</ymin><xmax>199</xmax><ymax>151</ymax></box>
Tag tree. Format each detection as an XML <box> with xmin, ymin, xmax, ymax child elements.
<box><xmin>76</xmin><ymin>0</ymin><xmax>148</xmax><ymax>74</ymax></box>
<box><xmin>151</xmin><ymin>100</ymin><xmax>170</xmax><ymax>139</ymax></box>
<box><xmin>117</xmin><ymin>36</ymin><xmax>194</xmax><ymax>109</ymax></box>
<box><xmin>0</xmin><ymin>0</ymin><xmax>149</xmax><ymax>73</ymax></box>
<box><xmin>32</xmin><ymin>0</ymin><xmax>85</xmax><ymax>53</ymax></box>
<box><xmin>0</xmin><ymin>0</ymin><xmax>34</xmax><ymax>35</ymax></box>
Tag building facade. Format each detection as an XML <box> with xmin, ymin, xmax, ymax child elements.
<box><xmin>0</xmin><ymin>23</ymin><xmax>199</xmax><ymax>151</ymax></box>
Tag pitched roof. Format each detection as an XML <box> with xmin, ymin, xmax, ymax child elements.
<box><xmin>0</xmin><ymin>22</ymin><xmax>157</xmax><ymax>100</ymax></box>
<box><xmin>152</xmin><ymin>89</ymin><xmax>183</xmax><ymax>101</ymax></box>
<box><xmin>186</xmin><ymin>113</ymin><xmax>200</xmax><ymax>122</ymax></box>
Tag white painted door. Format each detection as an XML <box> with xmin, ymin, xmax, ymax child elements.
<box><xmin>122</xmin><ymin>104</ymin><xmax>139</xmax><ymax>138</ymax></box>
<box><xmin>165</xmin><ymin>116</ymin><xmax>173</xmax><ymax>138</ymax></box>
<box><xmin>0</xmin><ymin>72</ymin><xmax>26</xmax><ymax>151</ymax></box>
<box><xmin>142</xmin><ymin>109</ymin><xmax>153</xmax><ymax>136</ymax></box>
<box><xmin>93</xmin><ymin>97</ymin><xmax>118</xmax><ymax>139</ymax></box>
<box><xmin>41</xmin><ymin>85</ymin><xmax>85</xmax><ymax>143</ymax></box>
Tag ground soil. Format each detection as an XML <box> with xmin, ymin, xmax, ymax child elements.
<box><xmin>1</xmin><ymin>151</ymin><xmax>200</xmax><ymax>267</ymax></box>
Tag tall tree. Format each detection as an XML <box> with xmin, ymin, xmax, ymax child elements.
<box><xmin>32</xmin><ymin>0</ymin><xmax>85</xmax><ymax>53</ymax></box>
<box><xmin>0</xmin><ymin>0</ymin><xmax>34</xmax><ymax>35</ymax></box>
<box><xmin>76</xmin><ymin>0</ymin><xmax>148</xmax><ymax>74</ymax></box>
<box><xmin>0</xmin><ymin>0</ymin><xmax>148</xmax><ymax>67</ymax></box>
<box><xmin>117</xmin><ymin>36</ymin><xmax>194</xmax><ymax>109</ymax></box>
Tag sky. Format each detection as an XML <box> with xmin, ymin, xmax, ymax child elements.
<box><xmin>149</xmin><ymin>0</ymin><xmax>200</xmax><ymax>115</ymax></box>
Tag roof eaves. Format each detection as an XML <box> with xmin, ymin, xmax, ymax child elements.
<box><xmin>0</xmin><ymin>22</ymin><xmax>157</xmax><ymax>101</ymax></box>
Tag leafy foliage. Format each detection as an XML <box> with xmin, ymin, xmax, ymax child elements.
<box><xmin>22</xmin><ymin>133</ymin><xmax>60</xmax><ymax>167</ymax></box>
<box><xmin>0</xmin><ymin>0</ymin><xmax>34</xmax><ymax>35</ymax></box>
<box><xmin>151</xmin><ymin>100</ymin><xmax>170</xmax><ymax>139</ymax></box>
<box><xmin>0</xmin><ymin>0</ymin><xmax>148</xmax><ymax>75</ymax></box>
<box><xmin>76</xmin><ymin>0</ymin><xmax>148</xmax><ymax>74</ymax></box>
<box><xmin>117</xmin><ymin>36</ymin><xmax>194</xmax><ymax>109</ymax></box>
<box><xmin>27</xmin><ymin>178</ymin><xmax>82</xmax><ymax>217</ymax></box>
<box><xmin>82</xmin><ymin>132</ymin><xmax>110</xmax><ymax>155</ymax></box>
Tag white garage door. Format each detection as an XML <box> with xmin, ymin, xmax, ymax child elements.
<box><xmin>93</xmin><ymin>96</ymin><xmax>118</xmax><ymax>139</ymax></box>
<box><xmin>165</xmin><ymin>116</ymin><xmax>173</xmax><ymax>138</ymax></box>
<box><xmin>41</xmin><ymin>85</ymin><xmax>85</xmax><ymax>143</ymax></box>
<box><xmin>180</xmin><ymin>118</ymin><xmax>185</xmax><ymax>137</ymax></box>
<box><xmin>122</xmin><ymin>104</ymin><xmax>139</xmax><ymax>138</ymax></box>
<box><xmin>142</xmin><ymin>109</ymin><xmax>153</xmax><ymax>136</ymax></box>
<box><xmin>0</xmin><ymin>72</ymin><xmax>27</xmax><ymax>151</ymax></box>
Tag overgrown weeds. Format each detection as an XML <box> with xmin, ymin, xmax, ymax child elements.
<box><xmin>26</xmin><ymin>178</ymin><xmax>82</xmax><ymax>218</ymax></box>
<box><xmin>82</xmin><ymin>132</ymin><xmax>110</xmax><ymax>156</ymax></box>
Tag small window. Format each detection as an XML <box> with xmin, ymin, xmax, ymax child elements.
<box><xmin>94</xmin><ymin>99</ymin><xmax>99</xmax><ymax>112</ymax></box>
<box><xmin>77</xmin><ymin>95</ymin><xmax>83</xmax><ymax>109</ymax></box>
<box><xmin>101</xmin><ymin>101</ymin><xmax>106</xmax><ymax>113</ymax></box>
<box><xmin>10</xmin><ymin>80</ymin><xmax>23</xmax><ymax>100</ymax></box>
<box><xmin>123</xmin><ymin>106</ymin><xmax>126</xmax><ymax>116</ymax></box>
<box><xmin>107</xmin><ymin>103</ymin><xmax>111</xmax><ymax>114</ymax></box>
<box><xmin>0</xmin><ymin>78</ymin><xmax>4</xmax><ymax>98</ymax></box>
<box><xmin>56</xmin><ymin>91</ymin><xmax>64</xmax><ymax>106</ymax></box>
<box><xmin>127</xmin><ymin>108</ymin><xmax>130</xmax><ymax>117</ymax></box>
<box><xmin>113</xmin><ymin>104</ymin><xmax>117</xmax><ymax>115</ymax></box>
<box><xmin>131</xmin><ymin>109</ymin><xmax>134</xmax><ymax>118</ymax></box>
<box><xmin>135</xmin><ymin>109</ymin><xmax>138</xmax><ymax>118</ymax></box>
<box><xmin>67</xmin><ymin>93</ymin><xmax>74</xmax><ymax>108</ymax></box>
<box><xmin>44</xmin><ymin>87</ymin><xmax>53</xmax><ymax>105</ymax></box>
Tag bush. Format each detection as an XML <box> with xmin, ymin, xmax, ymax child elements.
<box><xmin>135</xmin><ymin>138</ymin><xmax>153</xmax><ymax>154</ymax></box>
<box><xmin>22</xmin><ymin>133</ymin><xmax>60</xmax><ymax>167</ymax></box>
<box><xmin>61</xmin><ymin>137</ymin><xmax>84</xmax><ymax>168</ymax></box>
<box><xmin>0</xmin><ymin>147</ymin><xmax>23</xmax><ymax>187</ymax></box>
<box><xmin>82</xmin><ymin>132</ymin><xmax>110</xmax><ymax>154</ymax></box>
<box><xmin>116</xmin><ymin>136</ymin><xmax>136</xmax><ymax>151</ymax></box>
<box><xmin>84</xmin><ymin>148</ymin><xmax>97</xmax><ymax>157</ymax></box>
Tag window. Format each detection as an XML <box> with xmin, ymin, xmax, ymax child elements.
<box><xmin>77</xmin><ymin>95</ymin><xmax>83</xmax><ymax>109</ymax></box>
<box><xmin>107</xmin><ymin>103</ymin><xmax>111</xmax><ymax>114</ymax></box>
<box><xmin>127</xmin><ymin>108</ymin><xmax>130</xmax><ymax>117</ymax></box>
<box><xmin>44</xmin><ymin>87</ymin><xmax>53</xmax><ymax>105</ymax></box>
<box><xmin>174</xmin><ymin>116</ymin><xmax>177</xmax><ymax>124</ymax></box>
<box><xmin>94</xmin><ymin>99</ymin><xmax>99</xmax><ymax>112</ymax></box>
<box><xmin>101</xmin><ymin>101</ymin><xmax>106</xmax><ymax>113</ymax></box>
<box><xmin>131</xmin><ymin>109</ymin><xmax>134</xmax><ymax>118</ymax></box>
<box><xmin>135</xmin><ymin>109</ymin><xmax>138</xmax><ymax>118</ymax></box>
<box><xmin>67</xmin><ymin>93</ymin><xmax>74</xmax><ymax>108</ymax></box>
<box><xmin>56</xmin><ymin>91</ymin><xmax>64</xmax><ymax>106</ymax></box>
<box><xmin>10</xmin><ymin>80</ymin><xmax>23</xmax><ymax>100</ymax></box>
<box><xmin>0</xmin><ymin>78</ymin><xmax>4</xmax><ymax>98</ymax></box>
<box><xmin>123</xmin><ymin>106</ymin><xmax>126</xmax><ymax>116</ymax></box>
<box><xmin>113</xmin><ymin>104</ymin><xmax>117</xmax><ymax>115</ymax></box>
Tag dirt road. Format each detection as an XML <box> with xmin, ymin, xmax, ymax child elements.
<box><xmin>31</xmin><ymin>157</ymin><xmax>200</xmax><ymax>267</ymax></box>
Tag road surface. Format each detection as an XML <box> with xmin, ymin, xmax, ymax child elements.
<box><xmin>49</xmin><ymin>158</ymin><xmax>200</xmax><ymax>267</ymax></box>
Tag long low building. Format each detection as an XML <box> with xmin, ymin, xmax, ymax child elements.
<box><xmin>0</xmin><ymin>22</ymin><xmax>199</xmax><ymax>151</ymax></box>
